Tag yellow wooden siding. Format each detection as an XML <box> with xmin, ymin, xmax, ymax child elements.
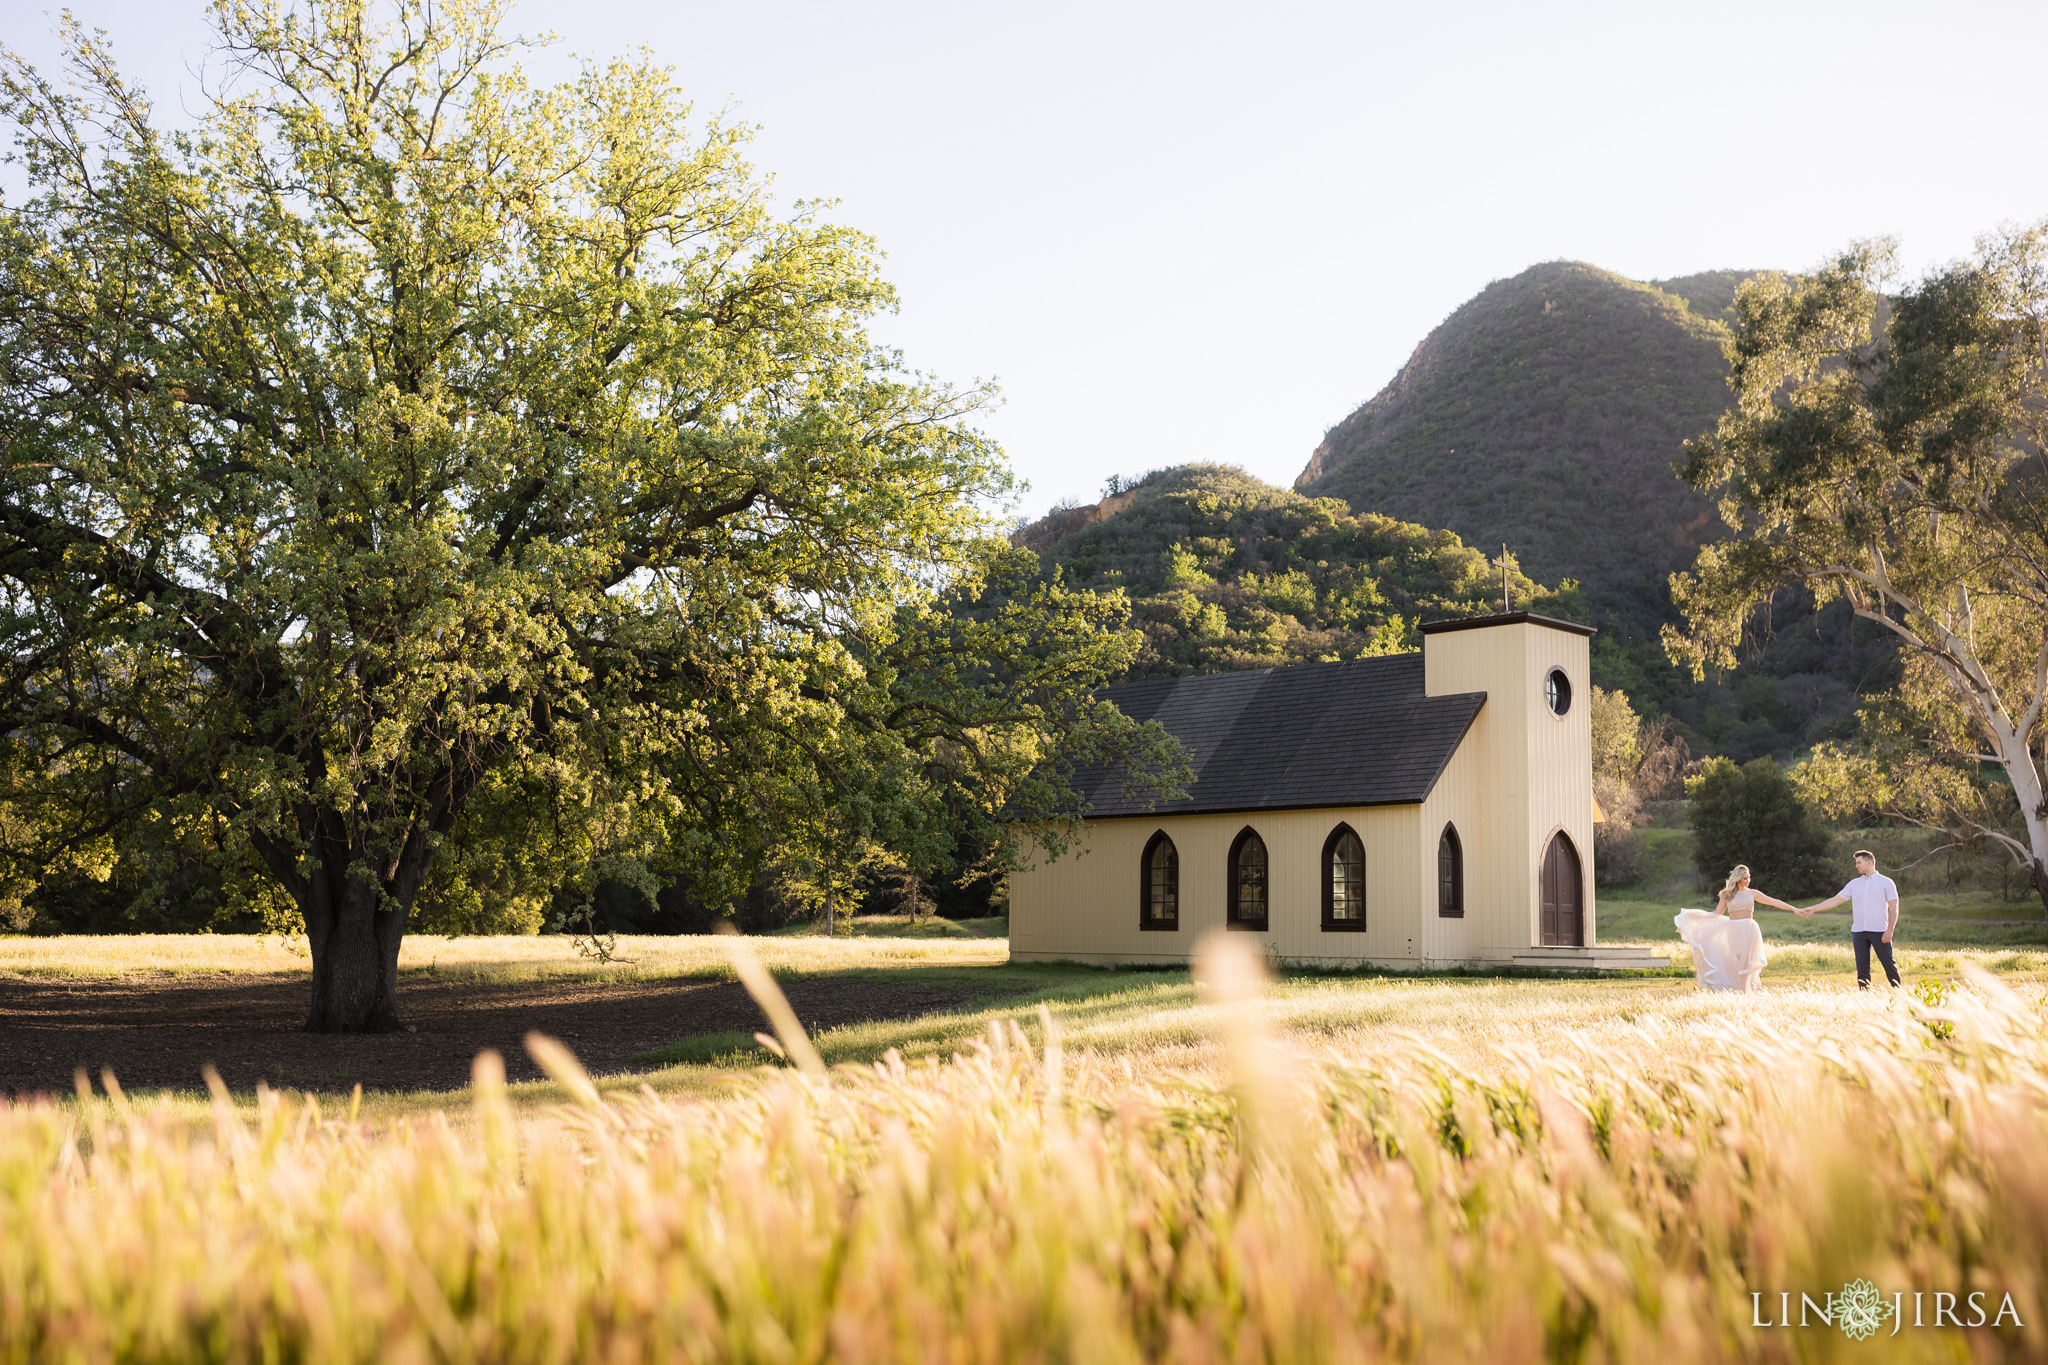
<box><xmin>1423</xmin><ymin>620</ymin><xmax>1595</xmax><ymax>955</ymax></box>
<box><xmin>1526</xmin><ymin>623</ymin><xmax>1597</xmax><ymax>947</ymax></box>
<box><xmin>1011</xmin><ymin>805</ymin><xmax>1422</xmax><ymax>966</ymax></box>
<box><xmin>1417</xmin><ymin>722</ymin><xmax>1481</xmax><ymax>965</ymax></box>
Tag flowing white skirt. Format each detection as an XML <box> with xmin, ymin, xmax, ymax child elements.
<box><xmin>1675</xmin><ymin>910</ymin><xmax>1767</xmax><ymax>992</ymax></box>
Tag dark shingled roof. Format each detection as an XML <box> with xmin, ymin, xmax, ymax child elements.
<box><xmin>1077</xmin><ymin>653</ymin><xmax>1485</xmax><ymax>818</ymax></box>
<box><xmin>1418</xmin><ymin>610</ymin><xmax>1596</xmax><ymax>638</ymax></box>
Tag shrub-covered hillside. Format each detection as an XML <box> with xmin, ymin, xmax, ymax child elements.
<box><xmin>1014</xmin><ymin>465</ymin><xmax>1570</xmax><ymax>679</ymax></box>
<box><xmin>1295</xmin><ymin>261</ymin><xmax>1754</xmax><ymax>620</ymax></box>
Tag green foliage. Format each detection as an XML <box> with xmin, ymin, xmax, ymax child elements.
<box><xmin>1669</xmin><ymin>225</ymin><xmax>2048</xmax><ymax>908</ymax></box>
<box><xmin>1162</xmin><ymin>543</ymin><xmax>1213</xmax><ymax>589</ymax></box>
<box><xmin>1018</xmin><ymin>464</ymin><xmax>1571</xmax><ymax>678</ymax></box>
<box><xmin>1588</xmin><ymin>685</ymin><xmax>1694</xmax><ymax>888</ymax></box>
<box><xmin>1590</xmin><ymin>687</ymin><xmax>1644</xmax><ymax>796</ymax></box>
<box><xmin>1911</xmin><ymin>976</ymin><xmax>1957</xmax><ymax>1040</ymax></box>
<box><xmin>0</xmin><ymin>744</ymin><xmax>114</xmax><ymax>931</ymax></box>
<box><xmin>1589</xmin><ymin>686</ymin><xmax>1645</xmax><ymax>887</ymax></box>
<box><xmin>0</xmin><ymin>2</ymin><xmax>1179</xmax><ymax>1008</ymax></box>
<box><xmin>1686</xmin><ymin>757</ymin><xmax>1836</xmax><ymax>897</ymax></box>
<box><xmin>1794</xmin><ymin>682</ymin><xmax>2019</xmax><ymax>838</ymax></box>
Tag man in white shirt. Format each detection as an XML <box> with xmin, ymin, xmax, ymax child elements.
<box><xmin>1802</xmin><ymin>850</ymin><xmax>1901</xmax><ymax>988</ymax></box>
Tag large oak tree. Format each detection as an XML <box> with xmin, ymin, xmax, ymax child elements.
<box><xmin>0</xmin><ymin>0</ymin><xmax>1180</xmax><ymax>1028</ymax></box>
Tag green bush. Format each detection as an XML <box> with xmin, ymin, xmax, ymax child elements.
<box><xmin>1686</xmin><ymin>756</ymin><xmax>1837</xmax><ymax>897</ymax></box>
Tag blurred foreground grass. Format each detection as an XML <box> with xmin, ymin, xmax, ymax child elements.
<box><xmin>6</xmin><ymin>939</ymin><xmax>2046</xmax><ymax>1362</ymax></box>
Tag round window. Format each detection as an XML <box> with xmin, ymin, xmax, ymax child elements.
<box><xmin>1545</xmin><ymin>668</ymin><xmax>1572</xmax><ymax>717</ymax></box>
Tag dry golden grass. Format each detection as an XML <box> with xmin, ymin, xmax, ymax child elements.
<box><xmin>0</xmin><ymin>932</ymin><xmax>1008</xmax><ymax>981</ymax></box>
<box><xmin>5</xmin><ymin>934</ymin><xmax>2047</xmax><ymax>1361</ymax></box>
<box><xmin>752</xmin><ymin>964</ymin><xmax>2033</xmax><ymax>1083</ymax></box>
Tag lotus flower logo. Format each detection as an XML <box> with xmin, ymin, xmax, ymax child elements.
<box><xmin>1835</xmin><ymin>1279</ymin><xmax>1896</xmax><ymax>1341</ymax></box>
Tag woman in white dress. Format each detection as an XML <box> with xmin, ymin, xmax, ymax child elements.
<box><xmin>1675</xmin><ymin>865</ymin><xmax>1803</xmax><ymax>992</ymax></box>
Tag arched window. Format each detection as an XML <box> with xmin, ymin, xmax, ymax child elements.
<box><xmin>1321</xmin><ymin>824</ymin><xmax>1366</xmax><ymax>931</ymax></box>
<box><xmin>1227</xmin><ymin>827</ymin><xmax>1268</xmax><ymax>931</ymax></box>
<box><xmin>1140</xmin><ymin>831</ymin><xmax>1179</xmax><ymax>931</ymax></box>
<box><xmin>1438</xmin><ymin>824</ymin><xmax>1464</xmax><ymax>919</ymax></box>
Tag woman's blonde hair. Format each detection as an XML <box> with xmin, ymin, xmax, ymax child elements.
<box><xmin>1718</xmin><ymin>865</ymin><xmax>1751</xmax><ymax>903</ymax></box>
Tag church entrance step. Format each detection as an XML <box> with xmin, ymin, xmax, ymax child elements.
<box><xmin>1509</xmin><ymin>946</ymin><xmax>1671</xmax><ymax>973</ymax></box>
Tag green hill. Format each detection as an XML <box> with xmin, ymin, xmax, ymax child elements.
<box><xmin>1015</xmin><ymin>465</ymin><xmax>1569</xmax><ymax>679</ymax></box>
<box><xmin>1287</xmin><ymin>260</ymin><xmax>1901</xmax><ymax>758</ymax></box>
<box><xmin>1295</xmin><ymin>261</ymin><xmax>1759</xmax><ymax>621</ymax></box>
<box><xmin>1643</xmin><ymin>268</ymin><xmax>1757</xmax><ymax>326</ymax></box>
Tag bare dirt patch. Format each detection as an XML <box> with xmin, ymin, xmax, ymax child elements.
<box><xmin>0</xmin><ymin>970</ymin><xmax>978</xmax><ymax>1097</ymax></box>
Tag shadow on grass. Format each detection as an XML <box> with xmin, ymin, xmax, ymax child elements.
<box><xmin>636</xmin><ymin>962</ymin><xmax>1195</xmax><ymax>1071</ymax></box>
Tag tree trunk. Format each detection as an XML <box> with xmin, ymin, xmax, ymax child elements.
<box><xmin>303</xmin><ymin>873</ymin><xmax>409</xmax><ymax>1033</ymax></box>
<box><xmin>1969</xmin><ymin>707</ymin><xmax>2048</xmax><ymax>930</ymax></box>
<box><xmin>252</xmin><ymin>780</ymin><xmax>462</xmax><ymax>1034</ymax></box>
<box><xmin>825</xmin><ymin>885</ymin><xmax>836</xmax><ymax>938</ymax></box>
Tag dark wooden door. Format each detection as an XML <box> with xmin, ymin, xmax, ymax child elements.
<box><xmin>1540</xmin><ymin>833</ymin><xmax>1583</xmax><ymax>946</ymax></box>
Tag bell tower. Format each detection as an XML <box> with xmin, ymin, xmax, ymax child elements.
<box><xmin>1420</xmin><ymin>612</ymin><xmax>1597</xmax><ymax>953</ymax></box>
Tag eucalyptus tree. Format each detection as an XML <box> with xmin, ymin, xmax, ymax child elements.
<box><xmin>0</xmin><ymin>0</ymin><xmax>1179</xmax><ymax>1029</ymax></box>
<box><xmin>1668</xmin><ymin>228</ymin><xmax>2048</xmax><ymax>916</ymax></box>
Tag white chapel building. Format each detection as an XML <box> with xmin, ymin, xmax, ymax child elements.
<box><xmin>1009</xmin><ymin>612</ymin><xmax>1666</xmax><ymax>971</ymax></box>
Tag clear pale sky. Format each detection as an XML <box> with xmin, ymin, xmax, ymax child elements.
<box><xmin>8</xmin><ymin>0</ymin><xmax>2047</xmax><ymax>520</ymax></box>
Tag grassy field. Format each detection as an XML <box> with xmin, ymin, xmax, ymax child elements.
<box><xmin>767</xmin><ymin>913</ymin><xmax>1011</xmax><ymax>939</ymax></box>
<box><xmin>5</xmin><ymin>926</ymin><xmax>2046</xmax><ymax>1361</ymax></box>
<box><xmin>12</xmin><ymin>912</ymin><xmax>2048</xmax><ymax>1099</ymax></box>
<box><xmin>0</xmin><ymin>925</ymin><xmax>1010</xmax><ymax>982</ymax></box>
<box><xmin>8</xmin><ymin>901</ymin><xmax>2048</xmax><ymax>1359</ymax></box>
<box><xmin>10</xmin><ymin>901</ymin><xmax>2047</xmax><ymax>1108</ymax></box>
<box><xmin>1596</xmin><ymin>817</ymin><xmax>2048</xmax><ymax>959</ymax></box>
<box><xmin>1600</xmin><ymin>891</ymin><xmax>2048</xmax><ymax>951</ymax></box>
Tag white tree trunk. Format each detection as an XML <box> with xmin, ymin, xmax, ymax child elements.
<box><xmin>1879</xmin><ymin>587</ymin><xmax>2048</xmax><ymax>914</ymax></box>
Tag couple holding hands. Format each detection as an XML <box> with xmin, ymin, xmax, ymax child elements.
<box><xmin>1674</xmin><ymin>850</ymin><xmax>1902</xmax><ymax>993</ymax></box>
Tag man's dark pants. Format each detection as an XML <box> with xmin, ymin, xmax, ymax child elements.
<box><xmin>1852</xmin><ymin>930</ymin><xmax>1901</xmax><ymax>988</ymax></box>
